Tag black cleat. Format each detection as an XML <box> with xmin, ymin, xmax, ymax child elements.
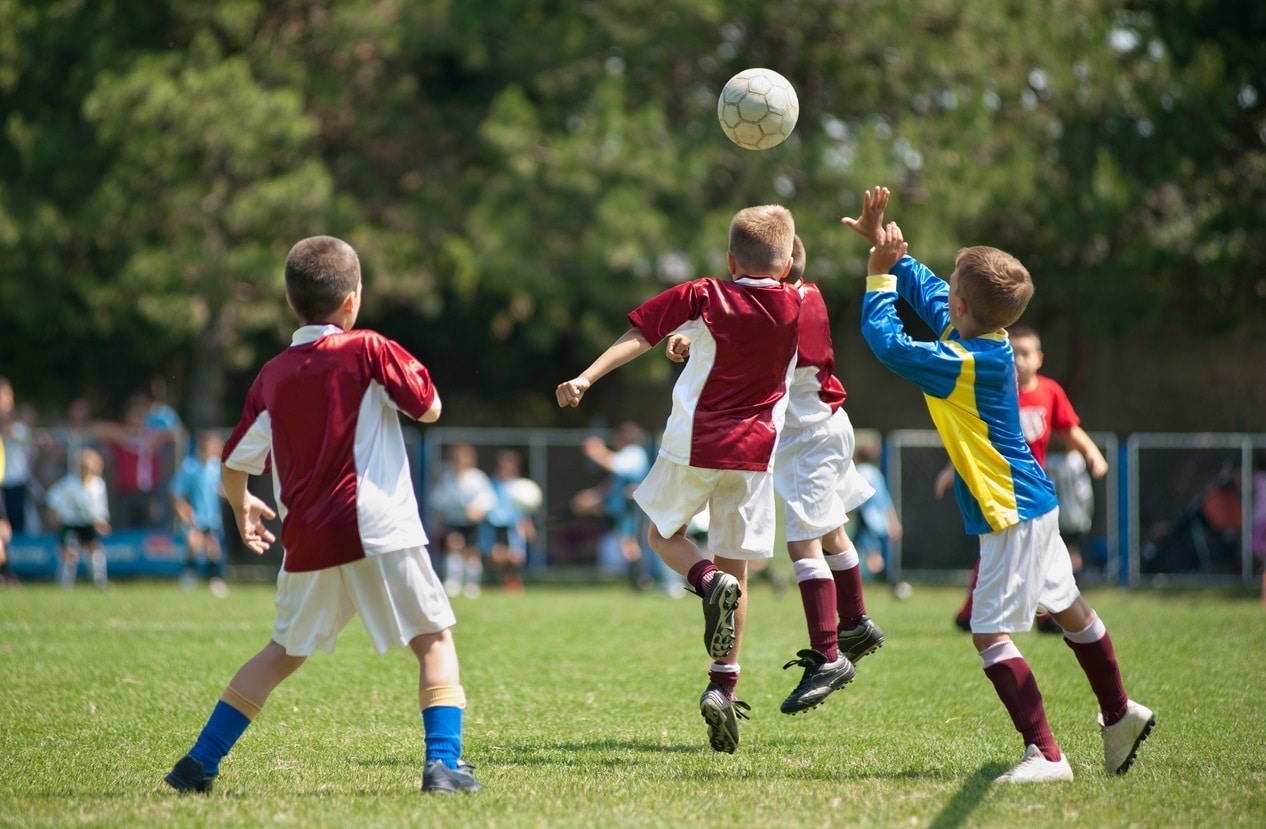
<box><xmin>700</xmin><ymin>573</ymin><xmax>742</xmax><ymax>659</ymax></box>
<box><xmin>699</xmin><ymin>682</ymin><xmax>751</xmax><ymax>754</ymax></box>
<box><xmin>837</xmin><ymin>615</ymin><xmax>885</xmax><ymax>663</ymax></box>
<box><xmin>422</xmin><ymin>759</ymin><xmax>482</xmax><ymax>794</ymax></box>
<box><xmin>954</xmin><ymin>614</ymin><xmax>973</xmax><ymax>633</ymax></box>
<box><xmin>780</xmin><ymin>648</ymin><xmax>856</xmax><ymax>714</ymax></box>
<box><xmin>164</xmin><ymin>755</ymin><xmax>216</xmax><ymax>794</ymax></box>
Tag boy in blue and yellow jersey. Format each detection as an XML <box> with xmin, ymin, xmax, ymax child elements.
<box><xmin>842</xmin><ymin>187</ymin><xmax>1154</xmax><ymax>784</ymax></box>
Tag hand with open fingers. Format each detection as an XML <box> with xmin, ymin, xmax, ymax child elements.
<box><xmin>868</xmin><ymin>221</ymin><xmax>908</xmax><ymax>275</ymax></box>
<box><xmin>556</xmin><ymin>377</ymin><xmax>591</xmax><ymax>408</ymax></box>
<box><xmin>238</xmin><ymin>493</ymin><xmax>277</xmax><ymax>555</ymax></box>
<box><xmin>666</xmin><ymin>334</ymin><xmax>692</xmax><ymax>363</ymax></box>
<box><xmin>841</xmin><ymin>186</ymin><xmax>891</xmax><ymax>245</ymax></box>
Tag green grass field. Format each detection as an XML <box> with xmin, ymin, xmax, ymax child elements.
<box><xmin>1</xmin><ymin>579</ymin><xmax>1263</xmax><ymax>828</ymax></box>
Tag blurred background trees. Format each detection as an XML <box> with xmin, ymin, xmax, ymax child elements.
<box><xmin>1</xmin><ymin>0</ymin><xmax>1262</xmax><ymax>430</ymax></box>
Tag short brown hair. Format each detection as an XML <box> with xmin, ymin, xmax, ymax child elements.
<box><xmin>952</xmin><ymin>246</ymin><xmax>1033</xmax><ymax>330</ymax></box>
<box><xmin>788</xmin><ymin>235</ymin><xmax>806</xmax><ymax>282</ymax></box>
<box><xmin>729</xmin><ymin>205</ymin><xmax>795</xmax><ymax>276</ymax></box>
<box><xmin>1007</xmin><ymin>324</ymin><xmax>1041</xmax><ymax>349</ymax></box>
<box><xmin>285</xmin><ymin>236</ymin><xmax>361</xmax><ymax>322</ymax></box>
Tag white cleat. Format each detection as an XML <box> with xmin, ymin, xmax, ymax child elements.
<box><xmin>1100</xmin><ymin>699</ymin><xmax>1155</xmax><ymax>774</ymax></box>
<box><xmin>994</xmin><ymin>744</ymin><xmax>1074</xmax><ymax>784</ymax></box>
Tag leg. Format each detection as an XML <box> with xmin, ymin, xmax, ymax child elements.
<box><xmin>168</xmin><ymin>641</ymin><xmax>306</xmax><ymax>793</ymax></box>
<box><xmin>780</xmin><ymin>536</ymin><xmax>857</xmax><ymax>715</ymax></box>
<box><xmin>823</xmin><ymin>528</ymin><xmax>885</xmax><ymax>662</ymax></box>
<box><xmin>1052</xmin><ymin>598</ymin><xmax>1155</xmax><ymax>774</ymax></box>
<box><xmin>975</xmin><ymin>632</ymin><xmax>1070</xmax><ymax>782</ymax></box>
<box><xmin>411</xmin><ymin>629</ymin><xmax>481</xmax><ymax>793</ymax></box>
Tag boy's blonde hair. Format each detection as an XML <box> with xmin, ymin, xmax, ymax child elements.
<box><xmin>285</xmin><ymin>236</ymin><xmax>361</xmax><ymax>323</ymax></box>
<box><xmin>952</xmin><ymin>246</ymin><xmax>1033</xmax><ymax>330</ymax></box>
<box><xmin>729</xmin><ymin>205</ymin><xmax>795</xmax><ymax>276</ymax></box>
<box><xmin>788</xmin><ymin>235</ymin><xmax>806</xmax><ymax>282</ymax></box>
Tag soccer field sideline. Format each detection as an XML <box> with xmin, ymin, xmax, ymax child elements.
<box><xmin>1</xmin><ymin>582</ymin><xmax>1262</xmax><ymax>828</ymax></box>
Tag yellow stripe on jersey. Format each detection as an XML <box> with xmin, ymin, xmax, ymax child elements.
<box><xmin>925</xmin><ymin>341</ymin><xmax>1020</xmax><ymax>531</ymax></box>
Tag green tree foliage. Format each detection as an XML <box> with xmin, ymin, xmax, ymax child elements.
<box><xmin>0</xmin><ymin>0</ymin><xmax>1261</xmax><ymax>425</ymax></box>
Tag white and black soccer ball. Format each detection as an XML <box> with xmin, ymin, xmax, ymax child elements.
<box><xmin>717</xmin><ymin>68</ymin><xmax>800</xmax><ymax>151</ymax></box>
<box><xmin>507</xmin><ymin>477</ymin><xmax>543</xmax><ymax>514</ymax></box>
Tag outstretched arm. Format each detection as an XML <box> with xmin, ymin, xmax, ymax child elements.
<box><xmin>556</xmin><ymin>328</ymin><xmax>654</xmax><ymax>408</ymax></box>
<box><xmin>841</xmin><ymin>186</ymin><xmax>891</xmax><ymax>246</ymax></box>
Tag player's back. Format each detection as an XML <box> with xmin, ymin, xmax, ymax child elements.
<box><xmin>633</xmin><ymin>276</ymin><xmax>800</xmax><ymax>471</ymax></box>
<box><xmin>226</xmin><ymin>327</ymin><xmax>433</xmax><ymax>571</ymax></box>
<box><xmin>785</xmin><ymin>282</ymin><xmax>846</xmax><ymax>429</ymax></box>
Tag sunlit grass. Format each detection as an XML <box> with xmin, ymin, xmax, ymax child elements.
<box><xmin>1</xmin><ymin>580</ymin><xmax>1263</xmax><ymax>827</ymax></box>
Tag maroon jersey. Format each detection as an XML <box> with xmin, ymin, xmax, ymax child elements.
<box><xmin>784</xmin><ymin>282</ymin><xmax>846</xmax><ymax>429</ymax></box>
<box><xmin>629</xmin><ymin>276</ymin><xmax>801</xmax><ymax>471</ymax></box>
<box><xmin>223</xmin><ymin>325</ymin><xmax>437</xmax><ymax>572</ymax></box>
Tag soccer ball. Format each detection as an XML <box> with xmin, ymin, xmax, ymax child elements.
<box><xmin>717</xmin><ymin>68</ymin><xmax>799</xmax><ymax>151</ymax></box>
<box><xmin>507</xmin><ymin>477</ymin><xmax>543</xmax><ymax>514</ymax></box>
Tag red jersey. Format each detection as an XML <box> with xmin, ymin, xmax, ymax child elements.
<box><xmin>628</xmin><ymin>276</ymin><xmax>800</xmax><ymax>471</ymax></box>
<box><xmin>1017</xmin><ymin>374</ymin><xmax>1079</xmax><ymax>468</ymax></box>
<box><xmin>784</xmin><ymin>282</ymin><xmax>846</xmax><ymax>429</ymax></box>
<box><xmin>222</xmin><ymin>325</ymin><xmax>437</xmax><ymax>572</ymax></box>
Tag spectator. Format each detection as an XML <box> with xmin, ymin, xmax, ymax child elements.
<box><xmin>104</xmin><ymin>394</ymin><xmax>176</xmax><ymax>529</ymax></box>
<box><xmin>46</xmin><ymin>448</ymin><xmax>111</xmax><ymax>589</ymax></box>
<box><xmin>851</xmin><ymin>433</ymin><xmax>903</xmax><ymax>584</ymax></box>
<box><xmin>430</xmin><ymin>443</ymin><xmax>495</xmax><ymax>598</ymax></box>
<box><xmin>170</xmin><ymin>430</ymin><xmax>229</xmax><ymax>597</ymax></box>
<box><xmin>571</xmin><ymin>422</ymin><xmax>654</xmax><ymax>589</ymax></box>
<box><xmin>0</xmin><ymin>378</ymin><xmax>35</xmax><ymax>534</ymax></box>
<box><xmin>483</xmin><ymin>449</ymin><xmax>536</xmax><ymax>594</ymax></box>
<box><xmin>1253</xmin><ymin>452</ymin><xmax>1266</xmax><ymax>608</ymax></box>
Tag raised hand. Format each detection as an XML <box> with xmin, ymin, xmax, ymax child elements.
<box><xmin>867</xmin><ymin>221</ymin><xmax>908</xmax><ymax>275</ymax></box>
<box><xmin>841</xmin><ymin>186</ymin><xmax>891</xmax><ymax>245</ymax></box>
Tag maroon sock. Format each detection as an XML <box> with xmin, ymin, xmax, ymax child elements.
<box><xmin>956</xmin><ymin>560</ymin><xmax>981</xmax><ymax>623</ymax></box>
<box><xmin>687</xmin><ymin>561</ymin><xmax>718</xmax><ymax>595</ymax></box>
<box><xmin>831</xmin><ymin>564</ymin><xmax>866</xmax><ymax>630</ymax></box>
<box><xmin>797</xmin><ymin>578</ymin><xmax>839</xmax><ymax>661</ymax></box>
<box><xmin>708</xmin><ymin>667</ymin><xmax>738</xmax><ymax>695</ymax></box>
<box><xmin>983</xmin><ymin>657</ymin><xmax>1061</xmax><ymax>762</ymax></box>
<box><xmin>1064</xmin><ymin>633</ymin><xmax>1129</xmax><ymax>725</ymax></box>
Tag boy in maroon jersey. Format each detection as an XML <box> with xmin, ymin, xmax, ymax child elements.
<box><xmin>665</xmin><ymin>235</ymin><xmax>884</xmax><ymax>718</ymax></box>
<box><xmin>557</xmin><ymin>204</ymin><xmax>801</xmax><ymax>753</ymax></box>
<box><xmin>164</xmin><ymin>236</ymin><xmax>480</xmax><ymax>796</ymax></box>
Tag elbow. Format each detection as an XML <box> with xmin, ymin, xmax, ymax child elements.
<box><xmin>419</xmin><ymin>398</ymin><xmax>442</xmax><ymax>423</ymax></box>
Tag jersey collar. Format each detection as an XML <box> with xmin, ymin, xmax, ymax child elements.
<box><xmin>290</xmin><ymin>323</ymin><xmax>344</xmax><ymax>346</ymax></box>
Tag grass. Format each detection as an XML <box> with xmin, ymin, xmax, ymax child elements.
<box><xmin>1</xmin><ymin>579</ymin><xmax>1263</xmax><ymax>828</ymax></box>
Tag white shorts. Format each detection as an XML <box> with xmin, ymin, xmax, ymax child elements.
<box><xmin>272</xmin><ymin>547</ymin><xmax>456</xmax><ymax>656</ymax></box>
<box><xmin>971</xmin><ymin>508</ymin><xmax>1080</xmax><ymax>634</ymax></box>
<box><xmin>633</xmin><ymin>457</ymin><xmax>776</xmax><ymax>561</ymax></box>
<box><xmin>774</xmin><ymin>410</ymin><xmax>876</xmax><ymax>543</ymax></box>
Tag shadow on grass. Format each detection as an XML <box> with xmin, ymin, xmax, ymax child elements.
<box><xmin>926</xmin><ymin>763</ymin><xmax>1006</xmax><ymax>829</ymax></box>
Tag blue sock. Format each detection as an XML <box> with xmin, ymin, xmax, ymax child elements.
<box><xmin>188</xmin><ymin>700</ymin><xmax>252</xmax><ymax>775</ymax></box>
<box><xmin>422</xmin><ymin>706</ymin><xmax>463</xmax><ymax>769</ymax></box>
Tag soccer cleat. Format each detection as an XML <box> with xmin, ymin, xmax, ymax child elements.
<box><xmin>164</xmin><ymin>754</ymin><xmax>216</xmax><ymax>794</ymax></box>
<box><xmin>837</xmin><ymin>615</ymin><xmax>885</xmax><ymax>664</ymax></box>
<box><xmin>700</xmin><ymin>572</ymin><xmax>742</xmax><ymax>659</ymax></box>
<box><xmin>422</xmin><ymin>759</ymin><xmax>483</xmax><ymax>794</ymax></box>
<box><xmin>699</xmin><ymin>682</ymin><xmax>751</xmax><ymax>754</ymax></box>
<box><xmin>994</xmin><ymin>744</ymin><xmax>1074</xmax><ymax>784</ymax></box>
<box><xmin>954</xmin><ymin>614</ymin><xmax>973</xmax><ymax>633</ymax></box>
<box><xmin>1100</xmin><ymin>700</ymin><xmax>1155</xmax><ymax>774</ymax></box>
<box><xmin>779</xmin><ymin>648</ymin><xmax>857</xmax><ymax>714</ymax></box>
